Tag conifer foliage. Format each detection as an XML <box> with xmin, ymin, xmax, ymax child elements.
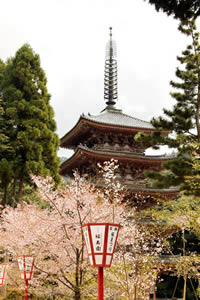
<box><xmin>0</xmin><ymin>44</ymin><xmax>60</xmax><ymax>204</ymax></box>
<box><xmin>0</xmin><ymin>59</ymin><xmax>8</xmax><ymax>150</ymax></box>
<box><xmin>0</xmin><ymin>59</ymin><xmax>15</xmax><ymax>204</ymax></box>
<box><xmin>136</xmin><ymin>19</ymin><xmax>200</xmax><ymax>191</ymax></box>
<box><xmin>145</xmin><ymin>0</ymin><xmax>200</xmax><ymax>20</ymax></box>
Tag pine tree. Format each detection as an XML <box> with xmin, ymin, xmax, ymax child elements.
<box><xmin>1</xmin><ymin>44</ymin><xmax>60</xmax><ymax>202</ymax></box>
<box><xmin>145</xmin><ymin>0</ymin><xmax>200</xmax><ymax>20</ymax></box>
<box><xmin>136</xmin><ymin>18</ymin><xmax>200</xmax><ymax>192</ymax></box>
<box><xmin>136</xmin><ymin>19</ymin><xmax>200</xmax><ymax>297</ymax></box>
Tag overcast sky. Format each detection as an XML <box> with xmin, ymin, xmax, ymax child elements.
<box><xmin>1</xmin><ymin>0</ymin><xmax>199</xmax><ymax>156</ymax></box>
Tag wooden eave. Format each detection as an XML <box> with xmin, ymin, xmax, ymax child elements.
<box><xmin>60</xmin><ymin>116</ymin><xmax>157</xmax><ymax>149</ymax></box>
<box><xmin>60</xmin><ymin>146</ymin><xmax>173</xmax><ymax>176</ymax></box>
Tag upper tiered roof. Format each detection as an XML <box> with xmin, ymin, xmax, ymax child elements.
<box><xmin>60</xmin><ymin>107</ymin><xmax>155</xmax><ymax>149</ymax></box>
<box><xmin>85</xmin><ymin>107</ymin><xmax>154</xmax><ymax>130</ymax></box>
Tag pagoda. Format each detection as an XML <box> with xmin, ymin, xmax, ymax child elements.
<box><xmin>60</xmin><ymin>28</ymin><xmax>177</xmax><ymax>207</ymax></box>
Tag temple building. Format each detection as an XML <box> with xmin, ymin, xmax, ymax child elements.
<box><xmin>60</xmin><ymin>28</ymin><xmax>177</xmax><ymax>208</ymax></box>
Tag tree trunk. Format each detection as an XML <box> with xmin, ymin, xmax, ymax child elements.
<box><xmin>190</xmin><ymin>20</ymin><xmax>200</xmax><ymax>142</ymax></box>
<box><xmin>182</xmin><ymin>229</ymin><xmax>187</xmax><ymax>300</ymax></box>
<box><xmin>17</xmin><ymin>174</ymin><xmax>24</xmax><ymax>203</ymax></box>
<box><xmin>134</xmin><ymin>261</ymin><xmax>138</xmax><ymax>300</ymax></box>
<box><xmin>74</xmin><ymin>248</ymin><xmax>81</xmax><ymax>300</ymax></box>
<box><xmin>11</xmin><ymin>178</ymin><xmax>17</xmax><ymax>205</ymax></box>
<box><xmin>134</xmin><ymin>285</ymin><xmax>137</xmax><ymax>300</ymax></box>
<box><xmin>196</xmin><ymin>90</ymin><xmax>200</xmax><ymax>142</ymax></box>
<box><xmin>183</xmin><ymin>275</ymin><xmax>187</xmax><ymax>300</ymax></box>
<box><xmin>3</xmin><ymin>183</ymin><xmax>8</xmax><ymax>206</ymax></box>
<box><xmin>74</xmin><ymin>287</ymin><xmax>81</xmax><ymax>300</ymax></box>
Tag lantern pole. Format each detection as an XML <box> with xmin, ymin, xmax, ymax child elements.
<box><xmin>25</xmin><ymin>279</ymin><xmax>28</xmax><ymax>300</ymax></box>
<box><xmin>98</xmin><ymin>267</ymin><xmax>104</xmax><ymax>300</ymax></box>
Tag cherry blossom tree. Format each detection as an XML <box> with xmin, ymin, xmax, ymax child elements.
<box><xmin>0</xmin><ymin>169</ymin><xmax>126</xmax><ymax>299</ymax></box>
<box><xmin>98</xmin><ymin>159</ymin><xmax>167</xmax><ymax>299</ymax></box>
<box><xmin>105</xmin><ymin>218</ymin><xmax>167</xmax><ymax>300</ymax></box>
<box><xmin>0</xmin><ymin>160</ymin><xmax>167</xmax><ymax>299</ymax></box>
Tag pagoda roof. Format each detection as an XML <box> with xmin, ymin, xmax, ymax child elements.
<box><xmin>61</xmin><ymin>107</ymin><xmax>155</xmax><ymax>148</ymax></box>
<box><xmin>85</xmin><ymin>107</ymin><xmax>154</xmax><ymax>129</ymax></box>
<box><xmin>60</xmin><ymin>146</ymin><xmax>178</xmax><ymax>196</ymax></box>
<box><xmin>60</xmin><ymin>145</ymin><xmax>173</xmax><ymax>175</ymax></box>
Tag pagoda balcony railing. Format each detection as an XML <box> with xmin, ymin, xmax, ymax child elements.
<box><xmin>90</xmin><ymin>144</ymin><xmax>145</xmax><ymax>155</ymax></box>
<box><xmin>79</xmin><ymin>144</ymin><xmax>176</xmax><ymax>159</ymax></box>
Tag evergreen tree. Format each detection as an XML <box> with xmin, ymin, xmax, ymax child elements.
<box><xmin>136</xmin><ymin>18</ymin><xmax>200</xmax><ymax>192</ymax></box>
<box><xmin>1</xmin><ymin>44</ymin><xmax>60</xmax><ymax>202</ymax></box>
<box><xmin>0</xmin><ymin>59</ymin><xmax>7</xmax><ymax>148</ymax></box>
<box><xmin>0</xmin><ymin>95</ymin><xmax>12</xmax><ymax>205</ymax></box>
<box><xmin>0</xmin><ymin>59</ymin><xmax>14</xmax><ymax>204</ymax></box>
<box><xmin>0</xmin><ymin>98</ymin><xmax>7</xmax><ymax>150</ymax></box>
<box><xmin>136</xmin><ymin>19</ymin><xmax>200</xmax><ymax>298</ymax></box>
<box><xmin>144</xmin><ymin>0</ymin><xmax>200</xmax><ymax>20</ymax></box>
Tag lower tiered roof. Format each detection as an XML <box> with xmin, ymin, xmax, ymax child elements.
<box><xmin>60</xmin><ymin>145</ymin><xmax>174</xmax><ymax>176</ymax></box>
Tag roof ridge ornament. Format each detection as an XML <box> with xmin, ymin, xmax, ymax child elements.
<box><xmin>104</xmin><ymin>27</ymin><xmax>118</xmax><ymax>108</ymax></box>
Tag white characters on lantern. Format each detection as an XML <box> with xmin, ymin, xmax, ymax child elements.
<box><xmin>90</xmin><ymin>225</ymin><xmax>105</xmax><ymax>253</ymax></box>
<box><xmin>107</xmin><ymin>226</ymin><xmax>118</xmax><ymax>254</ymax></box>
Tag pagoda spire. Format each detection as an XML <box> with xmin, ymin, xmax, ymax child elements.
<box><xmin>104</xmin><ymin>27</ymin><xmax>118</xmax><ymax>107</ymax></box>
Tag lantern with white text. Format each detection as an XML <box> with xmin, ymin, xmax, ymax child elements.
<box><xmin>17</xmin><ymin>255</ymin><xmax>35</xmax><ymax>300</ymax></box>
<box><xmin>82</xmin><ymin>223</ymin><xmax>120</xmax><ymax>300</ymax></box>
<box><xmin>0</xmin><ymin>264</ymin><xmax>7</xmax><ymax>285</ymax></box>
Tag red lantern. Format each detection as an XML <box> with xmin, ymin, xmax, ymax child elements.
<box><xmin>0</xmin><ymin>264</ymin><xmax>7</xmax><ymax>285</ymax></box>
<box><xmin>17</xmin><ymin>255</ymin><xmax>34</xmax><ymax>280</ymax></box>
<box><xmin>82</xmin><ymin>223</ymin><xmax>120</xmax><ymax>300</ymax></box>
<box><xmin>17</xmin><ymin>255</ymin><xmax>35</xmax><ymax>300</ymax></box>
